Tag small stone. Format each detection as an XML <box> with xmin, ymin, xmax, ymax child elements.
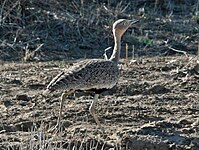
<box><xmin>16</xmin><ymin>94</ymin><xmax>30</xmax><ymax>101</ymax></box>
<box><xmin>2</xmin><ymin>98</ymin><xmax>13</xmax><ymax>107</ymax></box>
<box><xmin>15</xmin><ymin>121</ymin><xmax>34</xmax><ymax>132</ymax></box>
<box><xmin>147</xmin><ymin>84</ymin><xmax>171</xmax><ymax>94</ymax></box>
<box><xmin>62</xmin><ymin>120</ymin><xmax>73</xmax><ymax>128</ymax></box>
<box><xmin>27</xmin><ymin>83</ymin><xmax>45</xmax><ymax>90</ymax></box>
<box><xmin>8</xmin><ymin>79</ymin><xmax>23</xmax><ymax>85</ymax></box>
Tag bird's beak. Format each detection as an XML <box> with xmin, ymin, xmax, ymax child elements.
<box><xmin>130</xmin><ymin>19</ymin><xmax>140</xmax><ymax>26</ymax></box>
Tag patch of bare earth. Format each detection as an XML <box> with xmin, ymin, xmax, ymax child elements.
<box><xmin>0</xmin><ymin>55</ymin><xmax>198</xmax><ymax>149</ymax></box>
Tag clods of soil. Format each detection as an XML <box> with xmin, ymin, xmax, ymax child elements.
<box><xmin>0</xmin><ymin>56</ymin><xmax>198</xmax><ymax>149</ymax></box>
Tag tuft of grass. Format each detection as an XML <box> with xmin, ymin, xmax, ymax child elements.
<box><xmin>192</xmin><ymin>11</ymin><xmax>199</xmax><ymax>23</ymax></box>
<box><xmin>192</xmin><ymin>0</ymin><xmax>199</xmax><ymax>23</ymax></box>
<box><xmin>1</xmin><ymin>121</ymin><xmax>123</xmax><ymax>150</ymax></box>
<box><xmin>138</xmin><ymin>36</ymin><xmax>153</xmax><ymax>47</ymax></box>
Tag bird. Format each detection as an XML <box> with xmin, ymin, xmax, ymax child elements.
<box><xmin>43</xmin><ymin>19</ymin><xmax>139</xmax><ymax>130</ymax></box>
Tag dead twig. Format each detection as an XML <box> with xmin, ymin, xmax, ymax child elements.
<box><xmin>103</xmin><ymin>46</ymin><xmax>112</xmax><ymax>60</ymax></box>
<box><xmin>168</xmin><ymin>46</ymin><xmax>188</xmax><ymax>57</ymax></box>
<box><xmin>183</xmin><ymin>55</ymin><xmax>198</xmax><ymax>68</ymax></box>
<box><xmin>125</xmin><ymin>43</ymin><xmax>129</xmax><ymax>67</ymax></box>
<box><xmin>132</xmin><ymin>45</ymin><xmax>135</xmax><ymax>60</ymax></box>
<box><xmin>130</xmin><ymin>45</ymin><xmax>137</xmax><ymax>65</ymax></box>
<box><xmin>34</xmin><ymin>43</ymin><xmax>44</xmax><ymax>52</ymax></box>
<box><xmin>24</xmin><ymin>43</ymin><xmax>44</xmax><ymax>62</ymax></box>
<box><xmin>197</xmin><ymin>41</ymin><xmax>199</xmax><ymax>61</ymax></box>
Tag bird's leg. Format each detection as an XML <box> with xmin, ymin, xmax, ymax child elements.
<box><xmin>89</xmin><ymin>94</ymin><xmax>101</xmax><ymax>127</ymax></box>
<box><xmin>50</xmin><ymin>89</ymin><xmax>74</xmax><ymax>132</ymax></box>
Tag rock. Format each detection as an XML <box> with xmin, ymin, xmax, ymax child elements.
<box><xmin>62</xmin><ymin>120</ymin><xmax>73</xmax><ymax>128</ymax></box>
<box><xmin>27</xmin><ymin>83</ymin><xmax>45</xmax><ymax>90</ymax></box>
<box><xmin>146</xmin><ymin>84</ymin><xmax>171</xmax><ymax>94</ymax></box>
<box><xmin>8</xmin><ymin>79</ymin><xmax>23</xmax><ymax>85</ymax></box>
<box><xmin>2</xmin><ymin>98</ymin><xmax>13</xmax><ymax>107</ymax></box>
<box><xmin>15</xmin><ymin>120</ymin><xmax>34</xmax><ymax>132</ymax></box>
<box><xmin>0</xmin><ymin>124</ymin><xmax>17</xmax><ymax>132</ymax></box>
<box><xmin>15</xmin><ymin>94</ymin><xmax>30</xmax><ymax>101</ymax></box>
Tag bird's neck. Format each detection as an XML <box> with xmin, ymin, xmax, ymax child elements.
<box><xmin>110</xmin><ymin>34</ymin><xmax>121</xmax><ymax>64</ymax></box>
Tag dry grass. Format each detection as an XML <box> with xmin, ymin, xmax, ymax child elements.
<box><xmin>0</xmin><ymin>0</ymin><xmax>134</xmax><ymax>61</ymax></box>
<box><xmin>0</xmin><ymin>0</ymin><xmax>198</xmax><ymax>61</ymax></box>
<box><xmin>0</xmin><ymin>121</ymin><xmax>123</xmax><ymax>150</ymax></box>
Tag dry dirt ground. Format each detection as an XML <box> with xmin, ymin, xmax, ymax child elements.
<box><xmin>0</xmin><ymin>55</ymin><xmax>199</xmax><ymax>150</ymax></box>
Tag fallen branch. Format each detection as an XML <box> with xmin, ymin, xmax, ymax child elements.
<box><xmin>168</xmin><ymin>46</ymin><xmax>188</xmax><ymax>57</ymax></box>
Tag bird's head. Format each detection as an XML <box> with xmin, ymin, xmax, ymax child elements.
<box><xmin>112</xmin><ymin>19</ymin><xmax>139</xmax><ymax>38</ymax></box>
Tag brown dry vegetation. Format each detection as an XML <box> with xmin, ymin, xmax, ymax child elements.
<box><xmin>0</xmin><ymin>0</ymin><xmax>199</xmax><ymax>150</ymax></box>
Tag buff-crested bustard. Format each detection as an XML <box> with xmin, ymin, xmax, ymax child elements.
<box><xmin>43</xmin><ymin>19</ymin><xmax>139</xmax><ymax>130</ymax></box>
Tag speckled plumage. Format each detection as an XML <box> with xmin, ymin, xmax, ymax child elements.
<box><xmin>46</xmin><ymin>59</ymin><xmax>119</xmax><ymax>92</ymax></box>
<box><xmin>45</xmin><ymin>19</ymin><xmax>139</xmax><ymax>95</ymax></box>
<box><xmin>44</xmin><ymin>19</ymin><xmax>139</xmax><ymax>129</ymax></box>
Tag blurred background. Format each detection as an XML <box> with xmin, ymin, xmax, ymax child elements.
<box><xmin>0</xmin><ymin>0</ymin><xmax>198</xmax><ymax>61</ymax></box>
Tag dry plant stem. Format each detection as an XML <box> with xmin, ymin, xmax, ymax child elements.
<box><xmin>173</xmin><ymin>41</ymin><xmax>199</xmax><ymax>70</ymax></box>
<box><xmin>132</xmin><ymin>45</ymin><xmax>135</xmax><ymax>60</ymax></box>
<box><xmin>1</xmin><ymin>1</ymin><xmax>20</xmax><ymax>24</ymax></box>
<box><xmin>125</xmin><ymin>43</ymin><xmax>129</xmax><ymax>67</ymax></box>
<box><xmin>24</xmin><ymin>44</ymin><xmax>44</xmax><ymax>61</ymax></box>
<box><xmin>155</xmin><ymin>0</ymin><xmax>158</xmax><ymax>10</ymax></box>
<box><xmin>76</xmin><ymin>20</ymin><xmax>84</xmax><ymax>41</ymax></box>
<box><xmin>103</xmin><ymin>46</ymin><xmax>112</xmax><ymax>60</ymax></box>
<box><xmin>168</xmin><ymin>46</ymin><xmax>188</xmax><ymax>57</ymax></box>
<box><xmin>34</xmin><ymin>43</ymin><xmax>44</xmax><ymax>52</ymax></box>
<box><xmin>198</xmin><ymin>41</ymin><xmax>199</xmax><ymax>60</ymax></box>
<box><xmin>177</xmin><ymin>55</ymin><xmax>198</xmax><ymax>72</ymax></box>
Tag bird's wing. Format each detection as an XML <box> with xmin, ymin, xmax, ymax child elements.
<box><xmin>44</xmin><ymin>59</ymin><xmax>119</xmax><ymax>93</ymax></box>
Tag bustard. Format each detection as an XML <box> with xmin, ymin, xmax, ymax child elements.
<box><xmin>44</xmin><ymin>19</ymin><xmax>138</xmax><ymax>129</ymax></box>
